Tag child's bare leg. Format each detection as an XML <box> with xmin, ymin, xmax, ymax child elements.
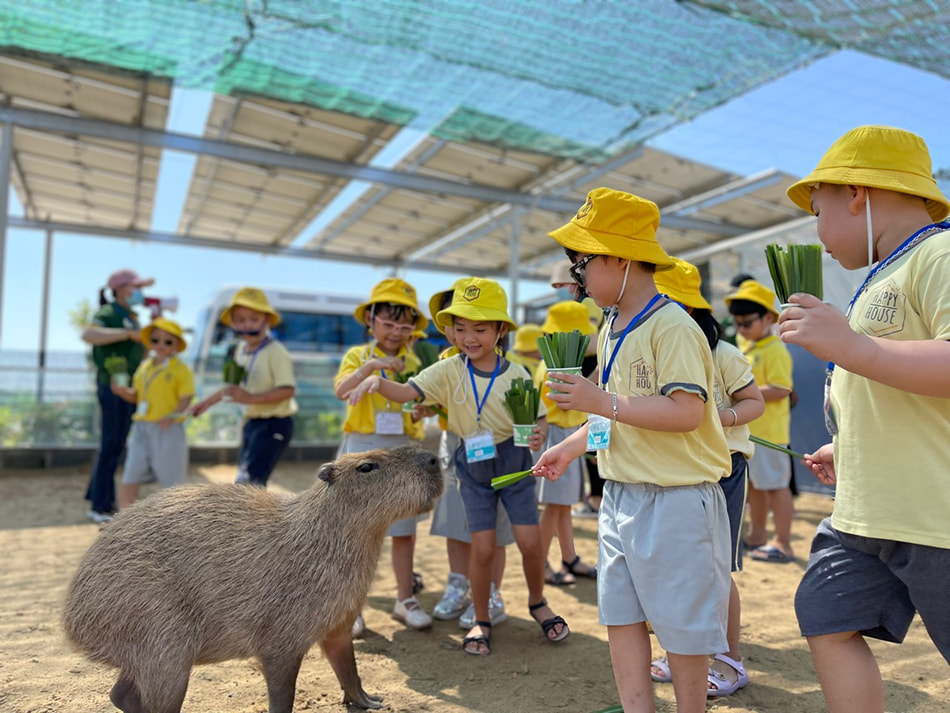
<box><xmin>539</xmin><ymin>505</ymin><xmax>558</xmax><ymax>565</ymax></box>
<box><xmin>492</xmin><ymin>545</ymin><xmax>506</xmax><ymax>589</ymax></box>
<box><xmin>118</xmin><ymin>483</ymin><xmax>139</xmax><ymax>510</ymax></box>
<box><xmin>446</xmin><ymin>537</ymin><xmax>470</xmax><ymax>577</ymax></box>
<box><xmin>511</xmin><ymin>523</ymin><xmax>546</xmax><ymax>603</ymax></box>
<box><xmin>607</xmin><ymin>622</ymin><xmax>654</xmax><ymax>713</ymax></box>
<box><xmin>468</xmin><ymin>530</ymin><xmax>496</xmax><ymax>621</ymax></box>
<box><xmin>668</xmin><ymin>652</ymin><xmax>713</xmax><ymax>713</ymax></box>
<box><xmin>709</xmin><ymin>577</ymin><xmax>743</xmax><ymax>684</ymax></box>
<box><xmin>766</xmin><ymin>487</ymin><xmax>795</xmax><ymax>556</ymax></box>
<box><xmin>745</xmin><ymin>483</ymin><xmax>767</xmax><ymax>545</ymax></box>
<box><xmin>391</xmin><ymin>534</ymin><xmax>416</xmax><ymax>601</ymax></box>
<box><xmin>808</xmin><ymin>631</ymin><xmax>884</xmax><ymax>713</ymax></box>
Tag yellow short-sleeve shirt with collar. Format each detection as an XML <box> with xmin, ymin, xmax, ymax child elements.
<box><xmin>713</xmin><ymin>341</ymin><xmax>756</xmax><ymax>459</ymax></box>
<box><xmin>741</xmin><ymin>334</ymin><xmax>792</xmax><ymax>444</ymax></box>
<box><xmin>335</xmin><ymin>343</ymin><xmax>421</xmax><ymax>434</ymax></box>
<box><xmin>830</xmin><ymin>229</ymin><xmax>950</xmax><ymax>548</ymax></box>
<box><xmin>600</xmin><ymin>302</ymin><xmax>730</xmax><ymax>487</ymax></box>
<box><xmin>132</xmin><ymin>356</ymin><xmax>195</xmax><ymax>421</ymax></box>
<box><xmin>410</xmin><ymin>354</ymin><xmax>547</xmax><ymax>443</ymax></box>
<box><xmin>234</xmin><ymin>339</ymin><xmax>298</xmax><ymax>419</ymax></box>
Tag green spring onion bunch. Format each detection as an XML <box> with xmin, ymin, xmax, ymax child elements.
<box><xmin>537</xmin><ymin>330</ymin><xmax>590</xmax><ymax>369</ymax></box>
<box><xmin>503</xmin><ymin>378</ymin><xmax>540</xmax><ymax>425</ymax></box>
<box><xmin>765</xmin><ymin>243</ymin><xmax>824</xmax><ymax>304</ymax></box>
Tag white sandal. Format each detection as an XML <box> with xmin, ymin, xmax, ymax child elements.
<box><xmin>650</xmin><ymin>655</ymin><xmax>672</xmax><ymax>683</ymax></box>
<box><xmin>707</xmin><ymin>653</ymin><xmax>749</xmax><ymax>697</ymax></box>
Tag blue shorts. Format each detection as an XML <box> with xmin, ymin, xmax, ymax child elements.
<box><xmin>237</xmin><ymin>416</ymin><xmax>293</xmax><ymax>487</ymax></box>
<box><xmin>719</xmin><ymin>452</ymin><xmax>749</xmax><ymax>572</ymax></box>
<box><xmin>795</xmin><ymin>518</ymin><xmax>950</xmax><ymax>663</ymax></box>
<box><xmin>454</xmin><ymin>437</ymin><xmax>538</xmax><ymax>532</ymax></box>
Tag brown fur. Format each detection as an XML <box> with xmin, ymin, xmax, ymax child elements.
<box><xmin>63</xmin><ymin>446</ymin><xmax>441</xmax><ymax>713</ymax></box>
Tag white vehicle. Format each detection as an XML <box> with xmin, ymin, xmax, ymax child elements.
<box><xmin>189</xmin><ymin>286</ymin><xmax>368</xmax><ymax>443</ymax></box>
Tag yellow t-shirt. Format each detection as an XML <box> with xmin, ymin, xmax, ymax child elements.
<box><xmin>410</xmin><ymin>354</ymin><xmax>547</xmax><ymax>443</ymax></box>
<box><xmin>132</xmin><ymin>356</ymin><xmax>194</xmax><ymax>421</ymax></box>
<box><xmin>599</xmin><ymin>302</ymin><xmax>730</xmax><ymax>486</ymax></box>
<box><xmin>335</xmin><ymin>343</ymin><xmax>421</xmax><ymax>434</ymax></box>
<box><xmin>713</xmin><ymin>341</ymin><xmax>756</xmax><ymax>459</ymax></box>
<box><xmin>830</xmin><ymin>229</ymin><xmax>950</xmax><ymax>548</ymax></box>
<box><xmin>741</xmin><ymin>334</ymin><xmax>792</xmax><ymax>444</ymax></box>
<box><xmin>534</xmin><ymin>361</ymin><xmax>588</xmax><ymax>429</ymax></box>
<box><xmin>235</xmin><ymin>339</ymin><xmax>298</xmax><ymax>419</ymax></box>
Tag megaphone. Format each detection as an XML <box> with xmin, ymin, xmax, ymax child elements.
<box><xmin>144</xmin><ymin>296</ymin><xmax>179</xmax><ymax>319</ymax></box>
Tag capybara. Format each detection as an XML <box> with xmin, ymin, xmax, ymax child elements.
<box><xmin>63</xmin><ymin>446</ymin><xmax>442</xmax><ymax>713</ymax></box>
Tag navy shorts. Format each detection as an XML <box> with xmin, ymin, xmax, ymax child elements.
<box><xmin>718</xmin><ymin>452</ymin><xmax>749</xmax><ymax>572</ymax></box>
<box><xmin>237</xmin><ymin>416</ymin><xmax>293</xmax><ymax>486</ymax></box>
<box><xmin>795</xmin><ymin>518</ymin><xmax>950</xmax><ymax>663</ymax></box>
<box><xmin>454</xmin><ymin>437</ymin><xmax>539</xmax><ymax>532</ymax></box>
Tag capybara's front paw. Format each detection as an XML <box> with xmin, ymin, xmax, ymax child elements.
<box><xmin>343</xmin><ymin>688</ymin><xmax>385</xmax><ymax>709</ymax></box>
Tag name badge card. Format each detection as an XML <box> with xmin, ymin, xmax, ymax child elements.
<box><xmin>587</xmin><ymin>414</ymin><xmax>611</xmax><ymax>450</ymax></box>
<box><xmin>136</xmin><ymin>400</ymin><xmax>149</xmax><ymax>417</ymax></box>
<box><xmin>375</xmin><ymin>410</ymin><xmax>405</xmax><ymax>435</ymax></box>
<box><xmin>465</xmin><ymin>430</ymin><xmax>496</xmax><ymax>463</ymax></box>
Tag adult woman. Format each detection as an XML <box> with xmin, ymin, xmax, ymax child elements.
<box><xmin>80</xmin><ymin>269</ymin><xmax>153</xmax><ymax>523</ymax></box>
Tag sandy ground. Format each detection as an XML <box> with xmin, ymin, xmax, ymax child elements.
<box><xmin>0</xmin><ymin>459</ymin><xmax>947</xmax><ymax>713</ymax></box>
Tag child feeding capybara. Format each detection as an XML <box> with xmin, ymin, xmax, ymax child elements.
<box><xmin>63</xmin><ymin>445</ymin><xmax>442</xmax><ymax>713</ymax></box>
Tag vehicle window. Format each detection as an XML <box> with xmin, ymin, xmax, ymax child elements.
<box><xmin>208</xmin><ymin>311</ymin><xmax>367</xmax><ymax>354</ymax></box>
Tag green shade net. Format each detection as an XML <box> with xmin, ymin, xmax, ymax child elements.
<box><xmin>0</xmin><ymin>0</ymin><xmax>885</xmax><ymax>161</ymax></box>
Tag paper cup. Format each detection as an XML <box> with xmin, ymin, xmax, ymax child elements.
<box><xmin>512</xmin><ymin>423</ymin><xmax>535</xmax><ymax>447</ymax></box>
<box><xmin>401</xmin><ymin>401</ymin><xmax>417</xmax><ymax>413</ymax></box>
<box><xmin>547</xmin><ymin>366</ymin><xmax>582</xmax><ymax>394</ymax></box>
<box><xmin>110</xmin><ymin>373</ymin><xmax>129</xmax><ymax>388</ymax></box>
<box><xmin>779</xmin><ymin>303</ymin><xmax>795</xmax><ymax>311</ymax></box>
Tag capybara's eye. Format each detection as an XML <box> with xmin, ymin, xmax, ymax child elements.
<box><xmin>357</xmin><ymin>462</ymin><xmax>380</xmax><ymax>474</ymax></box>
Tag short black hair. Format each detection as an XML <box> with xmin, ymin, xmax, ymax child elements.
<box><xmin>727</xmin><ymin>299</ymin><xmax>768</xmax><ymax>317</ymax></box>
<box><xmin>729</xmin><ymin>273</ymin><xmax>757</xmax><ymax>288</ymax></box>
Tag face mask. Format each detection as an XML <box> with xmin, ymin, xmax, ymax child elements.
<box><xmin>232</xmin><ymin>328</ymin><xmax>264</xmax><ymax>337</ymax></box>
<box><xmin>554</xmin><ymin>287</ymin><xmax>575</xmax><ymax>301</ymax></box>
<box><xmin>128</xmin><ymin>289</ymin><xmax>145</xmax><ymax>306</ymax></box>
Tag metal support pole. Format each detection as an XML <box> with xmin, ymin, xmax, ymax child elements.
<box><xmin>37</xmin><ymin>228</ymin><xmax>53</xmax><ymax>404</ymax></box>
<box><xmin>0</xmin><ymin>122</ymin><xmax>12</xmax><ymax>347</ymax></box>
<box><xmin>508</xmin><ymin>212</ymin><xmax>521</xmax><ymax>322</ymax></box>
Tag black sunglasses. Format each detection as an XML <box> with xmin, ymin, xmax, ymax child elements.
<box><xmin>733</xmin><ymin>315</ymin><xmax>762</xmax><ymax>328</ymax></box>
<box><xmin>569</xmin><ymin>254</ymin><xmax>600</xmax><ymax>287</ymax></box>
<box><xmin>149</xmin><ymin>336</ymin><xmax>177</xmax><ymax>347</ymax></box>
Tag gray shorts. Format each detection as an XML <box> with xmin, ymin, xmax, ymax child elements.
<box><xmin>121</xmin><ymin>421</ymin><xmax>188</xmax><ymax>488</ymax></box>
<box><xmin>719</xmin><ymin>453</ymin><xmax>749</xmax><ymax>572</ymax></box>
<box><xmin>430</xmin><ymin>431</ymin><xmax>514</xmax><ymax>545</ymax></box>
<box><xmin>795</xmin><ymin>518</ymin><xmax>950</xmax><ymax>663</ymax></box>
<box><xmin>748</xmin><ymin>444</ymin><xmax>791</xmax><ymax>490</ymax></box>
<box><xmin>536</xmin><ymin>423</ymin><xmax>586</xmax><ymax>506</ymax></box>
<box><xmin>598</xmin><ymin>479</ymin><xmax>730</xmax><ymax>655</ymax></box>
<box><xmin>339</xmin><ymin>432</ymin><xmax>428</xmax><ymax>538</ymax></box>
<box><xmin>454</xmin><ymin>437</ymin><xmax>539</xmax><ymax>532</ymax></box>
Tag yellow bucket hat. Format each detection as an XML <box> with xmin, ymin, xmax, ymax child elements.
<box><xmin>541</xmin><ymin>301</ymin><xmax>597</xmax><ymax>336</ymax></box>
<box><xmin>654</xmin><ymin>257</ymin><xmax>711</xmax><ymax>311</ymax></box>
<box><xmin>436</xmin><ymin>277</ymin><xmax>517</xmax><ymax>331</ymax></box>
<box><xmin>725</xmin><ymin>279</ymin><xmax>779</xmax><ymax>317</ymax></box>
<box><xmin>548</xmin><ymin>188</ymin><xmax>675</xmax><ymax>269</ymax></box>
<box><xmin>141</xmin><ymin>317</ymin><xmax>187</xmax><ymax>351</ymax></box>
<box><xmin>221</xmin><ymin>287</ymin><xmax>281</xmax><ymax>327</ymax></box>
<box><xmin>787</xmin><ymin>125</ymin><xmax>950</xmax><ymax>221</ymax></box>
<box><xmin>355</xmin><ymin>277</ymin><xmax>427</xmax><ymax>331</ymax></box>
<box><xmin>513</xmin><ymin>323</ymin><xmax>544</xmax><ymax>353</ymax></box>
<box><xmin>427</xmin><ymin>278</ymin><xmax>468</xmax><ymax>335</ymax></box>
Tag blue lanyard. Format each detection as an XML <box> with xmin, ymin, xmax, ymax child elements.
<box><xmin>601</xmin><ymin>293</ymin><xmax>664</xmax><ymax>387</ymax></box>
<box><xmin>467</xmin><ymin>355</ymin><xmax>501</xmax><ymax>423</ymax></box>
<box><xmin>242</xmin><ymin>337</ymin><xmax>271</xmax><ymax>385</ymax></box>
<box><xmin>828</xmin><ymin>221</ymin><xmax>949</xmax><ymax>373</ymax></box>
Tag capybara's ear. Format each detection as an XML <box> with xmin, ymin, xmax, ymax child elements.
<box><xmin>317</xmin><ymin>463</ymin><xmax>336</xmax><ymax>484</ymax></box>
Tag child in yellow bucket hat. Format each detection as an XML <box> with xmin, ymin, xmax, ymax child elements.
<box><xmin>533</xmin><ymin>301</ymin><xmax>598</xmax><ymax>586</ymax></box>
<box><xmin>780</xmin><ymin>126</ymin><xmax>950</xmax><ymax>711</ymax></box>
<box><xmin>332</xmin><ymin>276</ymin><xmax>430</xmax><ymax>634</ymax></box>
<box><xmin>191</xmin><ymin>287</ymin><xmax>298</xmax><ymax>488</ymax></box>
<box><xmin>724</xmin><ymin>279</ymin><xmax>794</xmax><ymax>566</ymax></box>
<box><xmin>348</xmin><ymin>277</ymin><xmax>570</xmax><ymax>656</ymax></box>
<box><xmin>425</xmin><ymin>282</ymin><xmax>514</xmax><ymax>633</ymax></box>
<box><xmin>110</xmin><ymin>317</ymin><xmax>195</xmax><ymax>510</ymax></box>
<box><xmin>535</xmin><ymin>188</ymin><xmax>733</xmax><ymax>710</ymax></box>
<box><xmin>507</xmin><ymin>323</ymin><xmax>544</xmax><ymax>375</ymax></box>
<box><xmin>649</xmin><ymin>258</ymin><xmax>765</xmax><ymax>696</ymax></box>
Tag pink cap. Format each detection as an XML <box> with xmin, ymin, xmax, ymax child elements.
<box><xmin>107</xmin><ymin>270</ymin><xmax>154</xmax><ymax>291</ymax></box>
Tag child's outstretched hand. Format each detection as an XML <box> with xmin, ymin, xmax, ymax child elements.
<box><xmin>778</xmin><ymin>294</ymin><xmax>857</xmax><ymax>363</ymax></box>
<box><xmin>532</xmin><ymin>442</ymin><xmax>573</xmax><ymax>482</ymax></box>
<box><xmin>349</xmin><ymin>375</ymin><xmax>382</xmax><ymax>406</ymax></box>
<box><xmin>545</xmin><ymin>371</ymin><xmax>605</xmax><ymax>414</ymax></box>
<box><xmin>803</xmin><ymin>443</ymin><xmax>836</xmax><ymax>486</ymax></box>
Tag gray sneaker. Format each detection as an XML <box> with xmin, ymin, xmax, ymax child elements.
<box><xmin>433</xmin><ymin>573</ymin><xmax>470</xmax><ymax>621</ymax></box>
<box><xmin>459</xmin><ymin>584</ymin><xmax>507</xmax><ymax>628</ymax></box>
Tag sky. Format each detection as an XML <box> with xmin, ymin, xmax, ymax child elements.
<box><xmin>3</xmin><ymin>49</ymin><xmax>949</xmax><ymax>354</ymax></box>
